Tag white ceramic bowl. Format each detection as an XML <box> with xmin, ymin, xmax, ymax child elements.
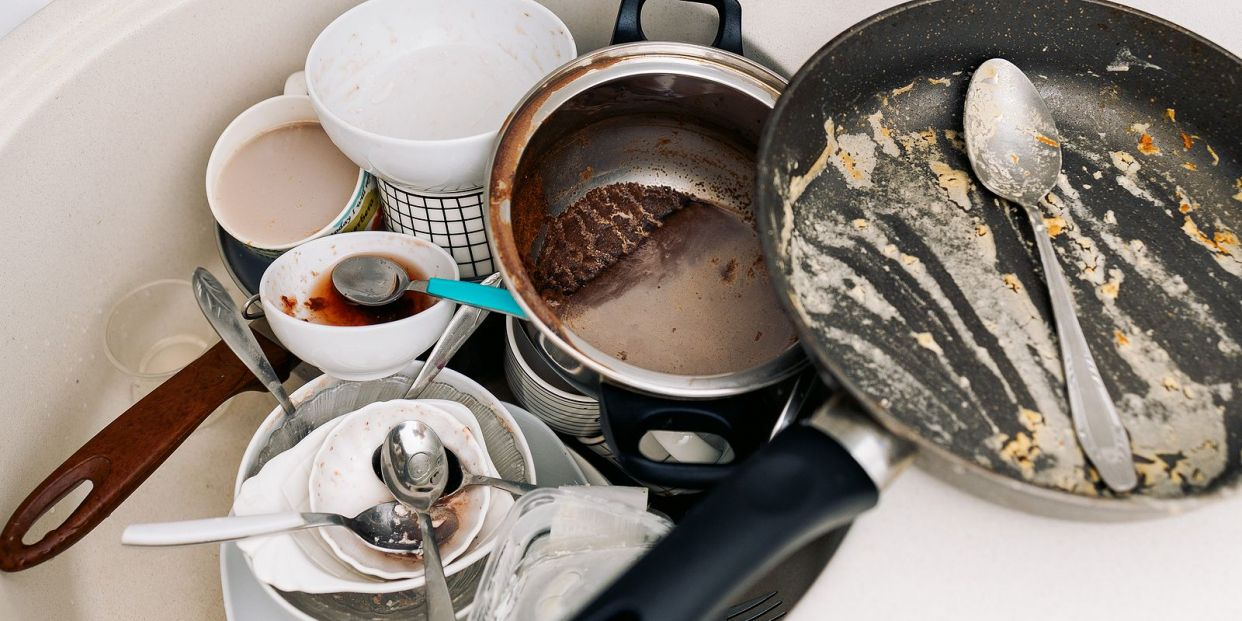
<box><xmin>258</xmin><ymin>231</ymin><xmax>458</xmax><ymax>380</ymax></box>
<box><xmin>305</xmin><ymin>0</ymin><xmax>575</xmax><ymax>192</ymax></box>
<box><xmin>309</xmin><ymin>399</ymin><xmax>494</xmax><ymax>580</ymax></box>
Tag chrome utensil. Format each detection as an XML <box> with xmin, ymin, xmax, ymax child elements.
<box><xmin>193</xmin><ymin>268</ymin><xmax>296</xmax><ymax>417</ymax></box>
<box><xmin>401</xmin><ymin>272</ymin><xmax>504</xmax><ymax>399</ymax></box>
<box><xmin>121</xmin><ymin>501</ymin><xmax>421</xmax><ymax>550</ymax></box>
<box><xmin>332</xmin><ymin>255</ymin><xmax>526</xmax><ymax>318</ymax></box>
<box><xmin>382</xmin><ymin>421</ymin><xmax>454</xmax><ymax>621</ymax></box>
<box><xmin>456</xmin><ymin>472</ymin><xmax>539</xmax><ymax>497</ymax></box>
<box><xmin>193</xmin><ymin>268</ymin><xmax>310</xmax><ymax>472</ymax></box>
<box><xmin>964</xmin><ymin>58</ymin><xmax>1136</xmax><ymax>492</ymax></box>
<box><xmin>371</xmin><ymin>444</ymin><xmax>540</xmax><ymax>497</ymax></box>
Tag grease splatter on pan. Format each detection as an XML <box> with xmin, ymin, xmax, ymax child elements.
<box><xmin>765</xmin><ymin>66</ymin><xmax>1241</xmax><ymax>499</ymax></box>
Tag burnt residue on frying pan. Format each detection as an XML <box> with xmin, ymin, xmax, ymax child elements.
<box><xmin>760</xmin><ymin>0</ymin><xmax>1241</xmax><ymax>499</ymax></box>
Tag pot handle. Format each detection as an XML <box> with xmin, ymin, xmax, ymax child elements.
<box><xmin>0</xmin><ymin>330</ymin><xmax>297</xmax><ymax>572</ymax></box>
<box><xmin>611</xmin><ymin>0</ymin><xmax>744</xmax><ymax>56</ymax></box>
<box><xmin>572</xmin><ymin>399</ymin><xmax>901</xmax><ymax>621</ymax></box>
<box><xmin>598</xmin><ymin>383</ymin><xmax>779</xmax><ymax>488</ymax></box>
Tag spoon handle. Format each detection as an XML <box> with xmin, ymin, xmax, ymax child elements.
<box><xmin>193</xmin><ymin>268</ymin><xmax>297</xmax><ymax>417</ymax></box>
<box><xmin>417</xmin><ymin>510</ymin><xmax>456</xmax><ymax>621</ymax></box>
<box><xmin>418</xmin><ymin>278</ymin><xmax>527</xmax><ymax>319</ymax></box>
<box><xmin>465</xmin><ymin>475</ymin><xmax>540</xmax><ymax>496</ymax></box>
<box><xmin>121</xmin><ymin>512</ymin><xmax>341</xmax><ymax>546</ymax></box>
<box><xmin>1026</xmin><ymin>208</ymin><xmax>1137</xmax><ymax>492</ymax></box>
<box><xmin>402</xmin><ymin>272</ymin><xmax>504</xmax><ymax>398</ymax></box>
<box><xmin>0</xmin><ymin>332</ymin><xmax>295</xmax><ymax>571</ymax></box>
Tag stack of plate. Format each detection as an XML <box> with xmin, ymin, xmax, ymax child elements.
<box><xmin>231</xmin><ymin>366</ymin><xmax>537</xmax><ymax>620</ymax></box>
<box><xmin>503</xmin><ymin>316</ymin><xmax>601</xmax><ymax>436</ymax></box>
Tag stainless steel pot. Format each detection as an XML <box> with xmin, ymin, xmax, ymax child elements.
<box><xmin>487</xmin><ymin>0</ymin><xmax>806</xmax><ymax>488</ymax></box>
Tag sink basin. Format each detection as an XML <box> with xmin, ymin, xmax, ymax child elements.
<box><xmin>0</xmin><ymin>1</ymin><xmax>794</xmax><ymax>618</ymax></box>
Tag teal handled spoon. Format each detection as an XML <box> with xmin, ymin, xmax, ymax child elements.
<box><xmin>331</xmin><ymin>255</ymin><xmax>527</xmax><ymax>319</ymax></box>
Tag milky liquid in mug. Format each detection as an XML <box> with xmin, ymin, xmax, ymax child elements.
<box><xmin>342</xmin><ymin>44</ymin><xmax>544</xmax><ymax>141</ymax></box>
<box><xmin>215</xmin><ymin>121</ymin><xmax>358</xmax><ymax>247</ymax></box>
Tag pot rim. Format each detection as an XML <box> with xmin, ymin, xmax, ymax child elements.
<box><xmin>486</xmin><ymin>41</ymin><xmax>806</xmax><ymax>399</ymax></box>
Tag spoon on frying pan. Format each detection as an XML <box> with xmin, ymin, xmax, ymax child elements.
<box><xmin>332</xmin><ymin>255</ymin><xmax>527</xmax><ymax>319</ymax></box>
<box><xmin>963</xmin><ymin>58</ymin><xmax>1137</xmax><ymax>492</ymax></box>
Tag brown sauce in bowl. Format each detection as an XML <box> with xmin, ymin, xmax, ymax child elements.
<box><xmin>282</xmin><ymin>256</ymin><xmax>436</xmax><ymax>327</ymax></box>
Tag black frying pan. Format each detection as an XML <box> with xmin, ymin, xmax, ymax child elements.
<box><xmin>576</xmin><ymin>1</ymin><xmax>1242</xmax><ymax>619</ymax></box>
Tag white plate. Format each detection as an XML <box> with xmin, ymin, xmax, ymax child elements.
<box><xmin>222</xmin><ymin>402</ymin><xmax>596</xmax><ymax>620</ymax></box>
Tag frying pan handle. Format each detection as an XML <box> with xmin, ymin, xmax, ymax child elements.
<box><xmin>0</xmin><ymin>331</ymin><xmax>297</xmax><ymax>572</ymax></box>
<box><xmin>598</xmin><ymin>383</ymin><xmax>777</xmax><ymax>488</ymax></box>
<box><xmin>611</xmin><ymin>0</ymin><xmax>744</xmax><ymax>56</ymax></box>
<box><xmin>572</xmin><ymin>411</ymin><xmax>883</xmax><ymax>621</ymax></box>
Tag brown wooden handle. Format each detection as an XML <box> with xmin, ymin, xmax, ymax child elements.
<box><xmin>0</xmin><ymin>329</ymin><xmax>297</xmax><ymax>572</ymax></box>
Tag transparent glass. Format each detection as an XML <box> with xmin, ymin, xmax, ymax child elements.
<box><xmin>469</xmin><ymin>488</ymin><xmax>671</xmax><ymax>621</ymax></box>
<box><xmin>103</xmin><ymin>279</ymin><xmax>229</xmax><ymax>423</ymax></box>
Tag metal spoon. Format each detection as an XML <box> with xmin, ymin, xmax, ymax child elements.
<box><xmin>964</xmin><ymin>58</ymin><xmax>1137</xmax><ymax>492</ymax></box>
<box><xmin>370</xmin><ymin>444</ymin><xmax>540</xmax><ymax>497</ymax></box>
<box><xmin>193</xmin><ymin>268</ymin><xmax>296</xmax><ymax>416</ymax></box>
<box><xmin>120</xmin><ymin>501</ymin><xmax>421</xmax><ymax>550</ymax></box>
<box><xmin>381</xmin><ymin>421</ymin><xmax>454</xmax><ymax>621</ymax></box>
<box><xmin>193</xmin><ymin>268</ymin><xmax>310</xmax><ymax>471</ymax></box>
<box><xmin>332</xmin><ymin>255</ymin><xmax>526</xmax><ymax>318</ymax></box>
<box><xmin>400</xmin><ymin>272</ymin><xmax>505</xmax><ymax>399</ymax></box>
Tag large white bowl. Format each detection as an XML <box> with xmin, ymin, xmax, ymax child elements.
<box><xmin>259</xmin><ymin>231</ymin><xmax>458</xmax><ymax>380</ymax></box>
<box><xmin>305</xmin><ymin>0</ymin><xmax>575</xmax><ymax>192</ymax></box>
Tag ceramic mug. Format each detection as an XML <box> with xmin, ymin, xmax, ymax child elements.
<box><xmin>207</xmin><ymin>72</ymin><xmax>380</xmax><ymax>258</ymax></box>
<box><xmin>305</xmin><ymin>0</ymin><xmax>575</xmax><ymax>278</ymax></box>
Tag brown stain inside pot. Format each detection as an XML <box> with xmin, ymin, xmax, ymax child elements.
<box><xmin>544</xmin><ymin>190</ymin><xmax>797</xmax><ymax>376</ymax></box>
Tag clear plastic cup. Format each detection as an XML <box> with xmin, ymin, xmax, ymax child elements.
<box><xmin>103</xmin><ymin>279</ymin><xmax>224</xmax><ymax>420</ymax></box>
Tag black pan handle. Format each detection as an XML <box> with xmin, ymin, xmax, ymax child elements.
<box><xmin>572</xmin><ymin>416</ymin><xmax>882</xmax><ymax>621</ymax></box>
<box><xmin>611</xmin><ymin>0</ymin><xmax>744</xmax><ymax>56</ymax></box>
<box><xmin>598</xmin><ymin>382</ymin><xmax>783</xmax><ymax>488</ymax></box>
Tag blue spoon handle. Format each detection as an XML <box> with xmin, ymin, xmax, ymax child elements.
<box><xmin>422</xmin><ymin>278</ymin><xmax>527</xmax><ymax>319</ymax></box>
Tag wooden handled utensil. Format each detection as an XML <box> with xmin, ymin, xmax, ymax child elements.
<box><xmin>0</xmin><ymin>328</ymin><xmax>297</xmax><ymax>572</ymax></box>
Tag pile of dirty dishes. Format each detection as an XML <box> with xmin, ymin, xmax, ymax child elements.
<box><xmin>234</xmin><ymin>368</ymin><xmax>536</xmax><ymax>619</ymax></box>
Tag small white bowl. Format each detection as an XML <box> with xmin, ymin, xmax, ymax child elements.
<box><xmin>309</xmin><ymin>399</ymin><xmax>494</xmax><ymax>580</ymax></box>
<box><xmin>258</xmin><ymin>231</ymin><xmax>458</xmax><ymax>380</ymax></box>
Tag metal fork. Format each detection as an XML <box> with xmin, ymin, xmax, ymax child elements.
<box><xmin>724</xmin><ymin>591</ymin><xmax>787</xmax><ymax>621</ymax></box>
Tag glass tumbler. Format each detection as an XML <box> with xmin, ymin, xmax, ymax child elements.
<box><xmin>103</xmin><ymin>279</ymin><xmax>224</xmax><ymax>419</ymax></box>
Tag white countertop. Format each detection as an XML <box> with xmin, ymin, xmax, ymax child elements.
<box><xmin>1</xmin><ymin>1</ymin><xmax>1239</xmax><ymax>620</ymax></box>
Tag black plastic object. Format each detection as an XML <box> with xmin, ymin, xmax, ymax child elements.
<box><xmin>571</xmin><ymin>422</ymin><xmax>878</xmax><ymax>621</ymax></box>
<box><xmin>598</xmin><ymin>382</ymin><xmax>788</xmax><ymax>488</ymax></box>
<box><xmin>611</xmin><ymin>0</ymin><xmax>744</xmax><ymax>56</ymax></box>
